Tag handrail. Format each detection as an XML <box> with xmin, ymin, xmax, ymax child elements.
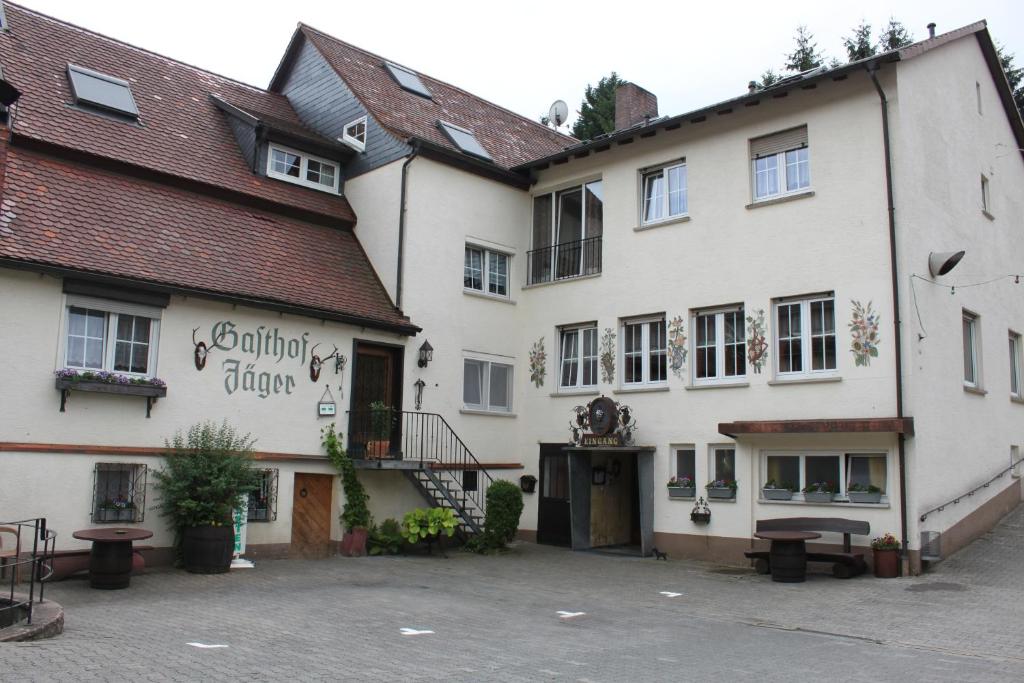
<box><xmin>1</xmin><ymin>517</ymin><xmax>56</xmax><ymax>626</ymax></box>
<box><xmin>919</xmin><ymin>458</ymin><xmax>1023</xmax><ymax>522</ymax></box>
<box><xmin>526</xmin><ymin>235</ymin><xmax>602</xmax><ymax>285</ymax></box>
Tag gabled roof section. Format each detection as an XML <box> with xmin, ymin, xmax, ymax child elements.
<box><xmin>272</xmin><ymin>24</ymin><xmax>576</xmax><ymax>170</ymax></box>
<box><xmin>0</xmin><ymin>2</ymin><xmax>355</xmax><ymax>223</ymax></box>
<box><xmin>210</xmin><ymin>94</ymin><xmax>354</xmax><ymax>161</ymax></box>
<box><xmin>0</xmin><ymin>146</ymin><xmax>417</xmax><ymax>334</ymax></box>
<box><xmin>516</xmin><ymin>21</ymin><xmax>1024</xmax><ymax>171</ymax></box>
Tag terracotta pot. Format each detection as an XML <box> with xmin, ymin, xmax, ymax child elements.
<box><xmin>340</xmin><ymin>527</ymin><xmax>368</xmax><ymax>557</ymax></box>
<box><xmin>873</xmin><ymin>548</ymin><xmax>899</xmax><ymax>578</ymax></box>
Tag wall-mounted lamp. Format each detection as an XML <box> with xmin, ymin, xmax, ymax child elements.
<box><xmin>414</xmin><ymin>378</ymin><xmax>426</xmax><ymax>411</ymax></box>
<box><xmin>417</xmin><ymin>340</ymin><xmax>433</xmax><ymax>368</ymax></box>
<box><xmin>928</xmin><ymin>250</ymin><xmax>965</xmax><ymax>278</ymax></box>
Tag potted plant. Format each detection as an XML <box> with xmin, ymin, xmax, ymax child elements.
<box><xmin>802</xmin><ymin>481</ymin><xmax>836</xmax><ymax>503</ymax></box>
<box><xmin>667</xmin><ymin>476</ymin><xmax>696</xmax><ymax>498</ymax></box>
<box><xmin>153</xmin><ymin>421</ymin><xmax>260</xmax><ymax>573</ymax></box>
<box><xmin>847</xmin><ymin>483</ymin><xmax>883</xmax><ymax>504</ymax></box>
<box><xmin>871</xmin><ymin>532</ymin><xmax>900</xmax><ymax>578</ymax></box>
<box><xmin>761</xmin><ymin>479</ymin><xmax>797</xmax><ymax>501</ymax></box>
<box><xmin>367</xmin><ymin>400</ymin><xmax>392</xmax><ymax>458</ymax></box>
<box><xmin>97</xmin><ymin>497</ymin><xmax>136</xmax><ymax>522</ymax></box>
<box><xmin>368</xmin><ymin>518</ymin><xmax>404</xmax><ymax>556</ymax></box>
<box><xmin>400</xmin><ymin>507</ymin><xmax>458</xmax><ymax>557</ymax></box>
<box><xmin>705</xmin><ymin>479</ymin><xmax>738</xmax><ymax>499</ymax></box>
<box><xmin>324</xmin><ymin>424</ymin><xmax>371</xmax><ymax>556</ymax></box>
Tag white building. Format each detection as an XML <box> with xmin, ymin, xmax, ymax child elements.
<box><xmin>1</xmin><ymin>4</ymin><xmax>1021</xmax><ymax>573</ymax></box>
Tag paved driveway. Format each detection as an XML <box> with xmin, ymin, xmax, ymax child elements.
<box><xmin>3</xmin><ymin>511</ymin><xmax>1023</xmax><ymax>682</ymax></box>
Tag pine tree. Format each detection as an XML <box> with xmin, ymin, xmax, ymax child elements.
<box><xmin>571</xmin><ymin>72</ymin><xmax>624</xmax><ymax>140</ymax></box>
<box><xmin>785</xmin><ymin>26</ymin><xmax>824</xmax><ymax>72</ymax></box>
<box><xmin>877</xmin><ymin>18</ymin><xmax>913</xmax><ymax>52</ymax></box>
<box><xmin>758</xmin><ymin>68</ymin><xmax>780</xmax><ymax>88</ymax></box>
<box><xmin>844</xmin><ymin>21</ymin><xmax>877</xmax><ymax>61</ymax></box>
<box><xmin>996</xmin><ymin>43</ymin><xmax>1024</xmax><ymax>117</ymax></box>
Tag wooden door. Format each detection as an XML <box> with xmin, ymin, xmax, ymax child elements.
<box><xmin>290</xmin><ymin>473</ymin><xmax>334</xmax><ymax>559</ymax></box>
<box><xmin>537</xmin><ymin>444</ymin><xmax>572</xmax><ymax>547</ymax></box>
<box><xmin>348</xmin><ymin>343</ymin><xmax>402</xmax><ymax>458</ymax></box>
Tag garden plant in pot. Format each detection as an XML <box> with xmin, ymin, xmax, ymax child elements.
<box><xmin>761</xmin><ymin>479</ymin><xmax>797</xmax><ymax>501</ymax></box>
<box><xmin>847</xmin><ymin>483</ymin><xmax>883</xmax><ymax>504</ymax></box>
<box><xmin>323</xmin><ymin>424</ymin><xmax>371</xmax><ymax>556</ymax></box>
<box><xmin>705</xmin><ymin>478</ymin><xmax>738</xmax><ymax>499</ymax></box>
<box><xmin>802</xmin><ymin>481</ymin><xmax>836</xmax><ymax>503</ymax></box>
<box><xmin>400</xmin><ymin>507</ymin><xmax>458</xmax><ymax>557</ymax></box>
<box><xmin>872</xmin><ymin>532</ymin><xmax>901</xmax><ymax>578</ymax></box>
<box><xmin>667</xmin><ymin>476</ymin><xmax>696</xmax><ymax>498</ymax></box>
<box><xmin>367</xmin><ymin>400</ymin><xmax>392</xmax><ymax>459</ymax></box>
<box><xmin>153</xmin><ymin>421</ymin><xmax>260</xmax><ymax>574</ymax></box>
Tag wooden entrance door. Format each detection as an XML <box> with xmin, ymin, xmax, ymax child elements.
<box><xmin>537</xmin><ymin>444</ymin><xmax>571</xmax><ymax>546</ymax></box>
<box><xmin>348</xmin><ymin>342</ymin><xmax>403</xmax><ymax>458</ymax></box>
<box><xmin>290</xmin><ymin>473</ymin><xmax>334</xmax><ymax>559</ymax></box>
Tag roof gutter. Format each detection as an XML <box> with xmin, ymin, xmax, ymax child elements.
<box><xmin>866</xmin><ymin>61</ymin><xmax>910</xmax><ymax>575</ymax></box>
<box><xmin>396</xmin><ymin>142</ymin><xmax>419</xmax><ymax>308</ymax></box>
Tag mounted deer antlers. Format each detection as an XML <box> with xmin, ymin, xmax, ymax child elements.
<box><xmin>309</xmin><ymin>343</ymin><xmax>339</xmax><ymax>382</ymax></box>
<box><xmin>192</xmin><ymin>327</ymin><xmax>226</xmax><ymax>371</ymax></box>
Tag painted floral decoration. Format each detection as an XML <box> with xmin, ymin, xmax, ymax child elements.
<box><xmin>667</xmin><ymin>316</ymin><xmax>688</xmax><ymax>379</ymax></box>
<box><xmin>745</xmin><ymin>309</ymin><xmax>768</xmax><ymax>374</ymax></box>
<box><xmin>850</xmin><ymin>300</ymin><xmax>880</xmax><ymax>367</ymax></box>
<box><xmin>529</xmin><ymin>336</ymin><xmax>546</xmax><ymax>388</ymax></box>
<box><xmin>599</xmin><ymin>328</ymin><xmax>615</xmax><ymax>384</ymax></box>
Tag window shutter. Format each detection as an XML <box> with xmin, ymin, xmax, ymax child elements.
<box><xmin>750</xmin><ymin>126</ymin><xmax>808</xmax><ymax>159</ymax></box>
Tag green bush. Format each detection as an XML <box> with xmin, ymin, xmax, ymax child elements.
<box><xmin>400</xmin><ymin>507</ymin><xmax>457</xmax><ymax>543</ymax></box>
<box><xmin>468</xmin><ymin>479</ymin><xmax>524</xmax><ymax>553</ymax></box>
<box><xmin>152</xmin><ymin>421</ymin><xmax>260</xmax><ymax>552</ymax></box>
<box><xmin>322</xmin><ymin>424</ymin><xmax>371</xmax><ymax>531</ymax></box>
<box><xmin>368</xmin><ymin>518</ymin><xmax>403</xmax><ymax>556</ymax></box>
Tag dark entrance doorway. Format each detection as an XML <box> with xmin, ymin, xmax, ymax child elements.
<box><xmin>348</xmin><ymin>341</ymin><xmax>404</xmax><ymax>458</ymax></box>
<box><xmin>537</xmin><ymin>443</ymin><xmax>571</xmax><ymax>546</ymax></box>
<box><xmin>290</xmin><ymin>473</ymin><xmax>334</xmax><ymax>559</ymax></box>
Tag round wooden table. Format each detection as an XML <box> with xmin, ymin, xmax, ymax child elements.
<box><xmin>754</xmin><ymin>530</ymin><xmax>821</xmax><ymax>583</ymax></box>
<box><xmin>72</xmin><ymin>528</ymin><xmax>153</xmax><ymax>589</ymax></box>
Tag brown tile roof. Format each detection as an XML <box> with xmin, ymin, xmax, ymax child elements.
<box><xmin>0</xmin><ymin>145</ymin><xmax>416</xmax><ymax>333</ymax></box>
<box><xmin>0</xmin><ymin>3</ymin><xmax>355</xmax><ymax>223</ymax></box>
<box><xmin>295</xmin><ymin>25</ymin><xmax>576</xmax><ymax>170</ymax></box>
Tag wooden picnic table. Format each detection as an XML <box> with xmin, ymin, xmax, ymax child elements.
<box><xmin>72</xmin><ymin>528</ymin><xmax>153</xmax><ymax>589</ymax></box>
<box><xmin>754</xmin><ymin>530</ymin><xmax>821</xmax><ymax>583</ymax></box>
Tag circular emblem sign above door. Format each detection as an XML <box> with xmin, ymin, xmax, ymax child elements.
<box><xmin>588</xmin><ymin>396</ymin><xmax>619</xmax><ymax>436</ymax></box>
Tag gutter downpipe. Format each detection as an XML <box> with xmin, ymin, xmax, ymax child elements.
<box><xmin>867</xmin><ymin>62</ymin><xmax>910</xmax><ymax>576</ymax></box>
<box><xmin>396</xmin><ymin>142</ymin><xmax>420</xmax><ymax>309</ymax></box>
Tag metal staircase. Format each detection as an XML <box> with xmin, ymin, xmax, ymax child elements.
<box><xmin>347</xmin><ymin>410</ymin><xmax>493</xmax><ymax>535</ymax></box>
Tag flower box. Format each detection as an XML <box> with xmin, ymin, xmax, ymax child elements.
<box><xmin>848</xmin><ymin>491</ymin><xmax>883</xmax><ymax>504</ymax></box>
<box><xmin>96</xmin><ymin>508</ymin><xmax>136</xmax><ymax>523</ymax></box>
<box><xmin>56</xmin><ymin>377</ymin><xmax>167</xmax><ymax>398</ymax></box>
<box><xmin>668</xmin><ymin>487</ymin><xmax>696</xmax><ymax>499</ymax></box>
<box><xmin>803</xmin><ymin>491</ymin><xmax>835</xmax><ymax>503</ymax></box>
<box><xmin>762</xmin><ymin>488</ymin><xmax>794</xmax><ymax>501</ymax></box>
<box><xmin>706</xmin><ymin>487</ymin><xmax>736</xmax><ymax>500</ymax></box>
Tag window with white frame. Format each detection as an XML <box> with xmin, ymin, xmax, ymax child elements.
<box><xmin>762</xmin><ymin>451</ymin><xmax>888</xmax><ymax>500</ymax></box>
<box><xmin>750</xmin><ymin>126</ymin><xmax>810</xmax><ymax>201</ymax></box>
<box><xmin>710</xmin><ymin>446</ymin><xmax>736</xmax><ymax>483</ymax></box>
<box><xmin>529</xmin><ymin>181</ymin><xmax>603</xmax><ymax>285</ymax></box>
<box><xmin>463</xmin><ymin>358</ymin><xmax>513</xmax><ymax>412</ymax></box>
<box><xmin>343</xmin><ymin>116</ymin><xmax>367</xmax><ymax>151</ymax></box>
<box><xmin>693</xmin><ymin>306</ymin><xmax>746</xmax><ymax>384</ymax></box>
<box><xmin>675</xmin><ymin>446</ymin><xmax>696</xmax><ymax>482</ymax></box>
<box><xmin>559</xmin><ymin>325</ymin><xmax>598</xmax><ymax>390</ymax></box>
<box><xmin>963</xmin><ymin>310</ymin><xmax>980</xmax><ymax>388</ymax></box>
<box><xmin>64</xmin><ymin>297</ymin><xmax>161</xmax><ymax>377</ymax></box>
<box><xmin>1010</xmin><ymin>332</ymin><xmax>1022</xmax><ymax>399</ymax></box>
<box><xmin>622</xmin><ymin>317</ymin><xmax>667</xmax><ymax>386</ymax></box>
<box><xmin>774</xmin><ymin>294</ymin><xmax>836</xmax><ymax>378</ymax></box>
<box><xmin>464</xmin><ymin>246</ymin><xmax>509</xmax><ymax>298</ymax></box>
<box><xmin>641</xmin><ymin>161</ymin><xmax>687</xmax><ymax>224</ymax></box>
<box><xmin>267</xmin><ymin>143</ymin><xmax>340</xmax><ymax>193</ymax></box>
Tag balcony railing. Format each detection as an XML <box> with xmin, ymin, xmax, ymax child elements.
<box><xmin>527</xmin><ymin>236</ymin><xmax>602</xmax><ymax>285</ymax></box>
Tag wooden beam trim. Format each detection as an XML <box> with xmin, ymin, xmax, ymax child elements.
<box><xmin>718</xmin><ymin>417</ymin><xmax>914</xmax><ymax>437</ymax></box>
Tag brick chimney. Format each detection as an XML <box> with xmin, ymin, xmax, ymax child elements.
<box><xmin>614</xmin><ymin>83</ymin><xmax>658</xmax><ymax>131</ymax></box>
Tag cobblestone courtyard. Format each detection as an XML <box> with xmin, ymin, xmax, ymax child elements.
<box><xmin>3</xmin><ymin>506</ymin><xmax>1023</xmax><ymax>682</ymax></box>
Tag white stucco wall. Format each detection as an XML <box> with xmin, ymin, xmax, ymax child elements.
<box><xmin>346</xmin><ymin>159</ymin><xmax>404</xmax><ymax>301</ymax></box>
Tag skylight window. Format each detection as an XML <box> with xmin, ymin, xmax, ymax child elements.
<box><xmin>67</xmin><ymin>64</ymin><xmax>139</xmax><ymax>119</ymax></box>
<box><xmin>438</xmin><ymin>121</ymin><xmax>492</xmax><ymax>161</ymax></box>
<box><xmin>385</xmin><ymin>62</ymin><xmax>432</xmax><ymax>98</ymax></box>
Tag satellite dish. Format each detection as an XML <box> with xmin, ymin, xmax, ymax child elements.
<box><xmin>548</xmin><ymin>99</ymin><xmax>568</xmax><ymax>128</ymax></box>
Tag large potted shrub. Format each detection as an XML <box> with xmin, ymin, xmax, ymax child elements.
<box><xmin>872</xmin><ymin>532</ymin><xmax>900</xmax><ymax>578</ymax></box>
<box><xmin>667</xmin><ymin>476</ymin><xmax>696</xmax><ymax>499</ymax></box>
<box><xmin>323</xmin><ymin>424</ymin><xmax>371</xmax><ymax>556</ymax></box>
<box><xmin>153</xmin><ymin>421</ymin><xmax>259</xmax><ymax>574</ymax></box>
<box><xmin>761</xmin><ymin>479</ymin><xmax>797</xmax><ymax>501</ymax></box>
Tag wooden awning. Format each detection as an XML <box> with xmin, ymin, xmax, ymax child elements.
<box><xmin>718</xmin><ymin>417</ymin><xmax>913</xmax><ymax>438</ymax></box>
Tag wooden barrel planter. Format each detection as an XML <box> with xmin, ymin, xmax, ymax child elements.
<box><xmin>769</xmin><ymin>542</ymin><xmax>807</xmax><ymax>583</ymax></box>
<box><xmin>89</xmin><ymin>541</ymin><xmax>134</xmax><ymax>589</ymax></box>
<box><xmin>183</xmin><ymin>525</ymin><xmax>234</xmax><ymax>574</ymax></box>
<box><xmin>873</xmin><ymin>548</ymin><xmax>899</xmax><ymax>578</ymax></box>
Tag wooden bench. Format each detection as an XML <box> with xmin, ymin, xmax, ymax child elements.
<box><xmin>745</xmin><ymin>518</ymin><xmax>869</xmax><ymax>579</ymax></box>
<box><xmin>44</xmin><ymin>545</ymin><xmax>152</xmax><ymax>582</ymax></box>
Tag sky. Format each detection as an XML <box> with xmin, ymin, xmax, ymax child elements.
<box><xmin>12</xmin><ymin>0</ymin><xmax>1024</xmax><ymax>130</ymax></box>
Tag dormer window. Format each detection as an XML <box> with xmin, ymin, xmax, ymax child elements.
<box><xmin>267</xmin><ymin>143</ymin><xmax>339</xmax><ymax>193</ymax></box>
<box><xmin>438</xmin><ymin>121</ymin><xmax>492</xmax><ymax>161</ymax></box>
<box><xmin>67</xmin><ymin>64</ymin><xmax>139</xmax><ymax>119</ymax></box>
<box><xmin>385</xmin><ymin>62</ymin><xmax>432</xmax><ymax>99</ymax></box>
<box><xmin>342</xmin><ymin>116</ymin><xmax>367</xmax><ymax>152</ymax></box>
